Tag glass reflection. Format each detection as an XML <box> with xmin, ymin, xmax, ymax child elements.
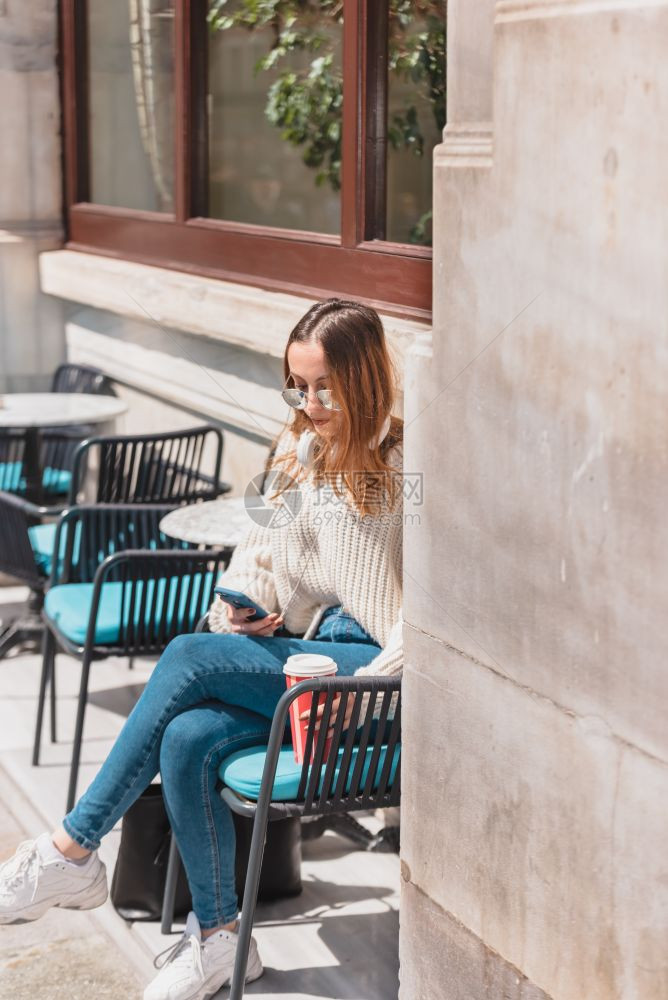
<box><xmin>386</xmin><ymin>2</ymin><xmax>446</xmax><ymax>246</ymax></box>
<box><xmin>207</xmin><ymin>1</ymin><xmax>342</xmax><ymax>234</ymax></box>
<box><xmin>88</xmin><ymin>0</ymin><xmax>175</xmax><ymax>212</ymax></box>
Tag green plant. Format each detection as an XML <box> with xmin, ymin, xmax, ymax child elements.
<box><xmin>208</xmin><ymin>0</ymin><xmax>446</xmax><ymax>242</ymax></box>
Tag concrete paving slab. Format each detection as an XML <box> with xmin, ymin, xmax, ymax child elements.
<box><xmin>0</xmin><ymin>792</ymin><xmax>143</xmax><ymax>999</ymax></box>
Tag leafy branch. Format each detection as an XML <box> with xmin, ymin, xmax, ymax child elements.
<box><xmin>208</xmin><ymin>0</ymin><xmax>446</xmax><ymax>241</ymax></box>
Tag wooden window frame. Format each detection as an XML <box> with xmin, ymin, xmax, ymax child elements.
<box><xmin>60</xmin><ymin>0</ymin><xmax>433</xmax><ymax>319</ymax></box>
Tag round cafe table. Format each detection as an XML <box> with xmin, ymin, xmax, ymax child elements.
<box><xmin>159</xmin><ymin>496</ymin><xmax>252</xmax><ymax>549</ymax></box>
<box><xmin>0</xmin><ymin>392</ymin><xmax>127</xmax><ymax>503</ymax></box>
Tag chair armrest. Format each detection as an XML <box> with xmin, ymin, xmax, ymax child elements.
<box><xmin>89</xmin><ymin>547</ymin><xmax>225</xmax><ymax>593</ymax></box>
<box><xmin>0</xmin><ymin>491</ymin><xmax>48</xmax><ymax>589</ymax></box>
<box><xmin>81</xmin><ymin>548</ymin><xmax>228</xmax><ymax>652</ymax></box>
<box><xmin>49</xmin><ymin>502</ymin><xmax>198</xmax><ymax>587</ymax></box>
<box><xmin>195</xmin><ymin>612</ymin><xmax>211</xmax><ymax>633</ymax></box>
<box><xmin>0</xmin><ymin>489</ymin><xmax>65</xmax><ymax>522</ymax></box>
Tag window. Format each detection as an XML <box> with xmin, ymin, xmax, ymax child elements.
<box><xmin>61</xmin><ymin>1</ymin><xmax>446</xmax><ymax>317</ymax></box>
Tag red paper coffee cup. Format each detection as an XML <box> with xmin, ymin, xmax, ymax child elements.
<box><xmin>283</xmin><ymin>654</ymin><xmax>338</xmax><ymax>764</ymax></box>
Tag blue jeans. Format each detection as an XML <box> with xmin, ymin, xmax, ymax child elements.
<box><xmin>64</xmin><ymin>606</ymin><xmax>380</xmax><ymax>928</ymax></box>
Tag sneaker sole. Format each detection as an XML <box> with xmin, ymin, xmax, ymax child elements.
<box><xmin>58</xmin><ymin>866</ymin><xmax>109</xmax><ymax>912</ymax></box>
<box><xmin>0</xmin><ymin>866</ymin><xmax>108</xmax><ymax>925</ymax></box>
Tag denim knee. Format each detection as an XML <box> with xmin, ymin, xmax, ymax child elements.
<box><xmin>158</xmin><ymin>632</ymin><xmax>195</xmax><ymax>667</ymax></box>
<box><xmin>150</xmin><ymin>633</ymin><xmax>214</xmax><ymax>691</ymax></box>
<box><xmin>160</xmin><ymin>711</ymin><xmax>207</xmax><ymax>780</ymax></box>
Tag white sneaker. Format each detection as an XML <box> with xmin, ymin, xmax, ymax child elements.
<box><xmin>0</xmin><ymin>833</ymin><xmax>108</xmax><ymax>925</ymax></box>
<box><xmin>145</xmin><ymin>911</ymin><xmax>263</xmax><ymax>1000</ymax></box>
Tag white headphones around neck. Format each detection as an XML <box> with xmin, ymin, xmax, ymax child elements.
<box><xmin>295</xmin><ymin>414</ymin><xmax>392</xmax><ymax>470</ymax></box>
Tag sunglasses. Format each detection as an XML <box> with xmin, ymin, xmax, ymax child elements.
<box><xmin>281</xmin><ymin>387</ymin><xmax>342</xmax><ymax>411</ymax></box>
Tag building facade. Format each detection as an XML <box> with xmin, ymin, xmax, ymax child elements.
<box><xmin>401</xmin><ymin>1</ymin><xmax>668</xmax><ymax>997</ymax></box>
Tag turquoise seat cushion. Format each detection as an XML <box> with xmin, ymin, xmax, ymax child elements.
<box><xmin>0</xmin><ymin>462</ymin><xmax>71</xmax><ymax>496</ymax></box>
<box><xmin>42</xmin><ymin>468</ymin><xmax>73</xmax><ymax>495</ymax></box>
<box><xmin>44</xmin><ymin>574</ymin><xmax>214</xmax><ymax>646</ymax></box>
<box><xmin>29</xmin><ymin>520</ymin><xmax>166</xmax><ymax>579</ymax></box>
<box><xmin>218</xmin><ymin>743</ymin><xmax>400</xmax><ymax>803</ymax></box>
<box><xmin>29</xmin><ymin>521</ymin><xmax>83</xmax><ymax>578</ymax></box>
<box><xmin>28</xmin><ymin>523</ymin><xmax>59</xmax><ymax>576</ymax></box>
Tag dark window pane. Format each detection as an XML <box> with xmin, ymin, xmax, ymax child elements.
<box><xmin>386</xmin><ymin>3</ymin><xmax>446</xmax><ymax>246</ymax></box>
<box><xmin>88</xmin><ymin>0</ymin><xmax>175</xmax><ymax>212</ymax></box>
<box><xmin>207</xmin><ymin>2</ymin><xmax>342</xmax><ymax>234</ymax></box>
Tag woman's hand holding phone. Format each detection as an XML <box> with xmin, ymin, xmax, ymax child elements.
<box><xmin>224</xmin><ymin>603</ymin><xmax>284</xmax><ymax>637</ymax></box>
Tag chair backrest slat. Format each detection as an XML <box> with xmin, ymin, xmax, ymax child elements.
<box><xmin>172</xmin><ymin>436</ymin><xmax>185</xmax><ymax>498</ymax></box>
<box><xmin>153</xmin><ymin>572</ymin><xmax>168</xmax><ymax>650</ymax></box>
<box><xmin>0</xmin><ymin>430</ymin><xmax>26</xmax><ymax>494</ymax></box>
<box><xmin>346</xmin><ymin>689</ymin><xmax>379</xmax><ymax>802</ymax></box>
<box><xmin>119</xmin><ymin>562</ymin><xmax>132</xmax><ymax>653</ymax></box>
<box><xmin>330</xmin><ymin>689</ymin><xmax>366</xmax><ymax>808</ymax></box>
<box><xmin>86</xmin><ymin>549</ymin><xmax>224</xmax><ymax>655</ymax></box>
<box><xmin>134</xmin><ymin>570</ymin><xmax>151</xmax><ymax>649</ymax></box>
<box><xmin>168</xmin><ymin>572</ymin><xmax>185</xmax><ymax>644</ymax></box>
<box><xmin>319</xmin><ymin>689</ymin><xmax>351</xmax><ymax>804</ymax></box>
<box><xmin>359</xmin><ymin>689</ymin><xmax>393</xmax><ymax>807</ymax></box>
<box><xmin>180</xmin><ymin>570</ymin><xmax>198</xmax><ymax>640</ymax></box>
<box><xmin>289</xmin><ymin>678</ymin><xmax>401</xmax><ymax>817</ymax></box>
<box><xmin>55</xmin><ymin>504</ymin><xmax>179</xmax><ymax>586</ymax></box>
<box><xmin>298</xmin><ymin>691</ymin><xmax>330</xmax><ymax>802</ymax></box>
<box><xmin>70</xmin><ymin>426</ymin><xmax>225</xmax><ymax>505</ymax></box>
<box><xmin>375</xmin><ymin>699</ymin><xmax>402</xmax><ymax>802</ymax></box>
<box><xmin>303</xmin><ymin>689</ymin><xmax>337</xmax><ymax>810</ymax></box>
<box><xmin>51</xmin><ymin>363</ymin><xmax>115</xmax><ymax>396</ymax></box>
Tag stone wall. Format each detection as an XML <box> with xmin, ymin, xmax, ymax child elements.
<box><xmin>0</xmin><ymin>1</ymin><xmax>64</xmax><ymax>390</ymax></box>
<box><xmin>400</xmin><ymin>1</ymin><xmax>668</xmax><ymax>998</ymax></box>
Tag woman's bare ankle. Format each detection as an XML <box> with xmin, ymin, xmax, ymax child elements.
<box><xmin>51</xmin><ymin>825</ymin><xmax>91</xmax><ymax>860</ymax></box>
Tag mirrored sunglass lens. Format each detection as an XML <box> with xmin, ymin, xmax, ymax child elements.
<box><xmin>316</xmin><ymin>390</ymin><xmax>341</xmax><ymax>410</ymax></box>
<box><xmin>282</xmin><ymin>389</ymin><xmax>306</xmax><ymax>408</ymax></box>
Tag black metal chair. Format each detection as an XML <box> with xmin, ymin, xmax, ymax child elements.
<box><xmin>160</xmin><ymin>674</ymin><xmax>401</xmax><ymax>999</ymax></box>
<box><xmin>0</xmin><ymin>427</ymin><xmax>88</xmax><ymax>503</ymax></box>
<box><xmin>30</xmin><ymin>502</ymin><xmax>177</xmax><ymax>762</ymax></box>
<box><xmin>66</xmin><ymin>425</ymin><xmax>229</xmax><ymax>505</ymax></box>
<box><xmin>27</xmin><ymin>425</ymin><xmax>231</xmax><ymax>586</ymax></box>
<box><xmin>51</xmin><ymin>362</ymin><xmax>115</xmax><ymax>396</ymax></box>
<box><xmin>33</xmin><ymin>503</ymin><xmax>230</xmax><ymax>810</ymax></box>
<box><xmin>8</xmin><ymin>425</ymin><xmax>228</xmax><ymax>665</ymax></box>
<box><xmin>0</xmin><ymin>492</ymin><xmax>56</xmax><ymax>683</ymax></box>
<box><xmin>47</xmin><ymin>363</ymin><xmax>118</xmax><ymax>487</ymax></box>
<box><xmin>0</xmin><ymin>430</ymin><xmax>28</xmax><ymax>494</ymax></box>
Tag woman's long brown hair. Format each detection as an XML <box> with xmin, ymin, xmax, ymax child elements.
<box><xmin>269</xmin><ymin>298</ymin><xmax>403</xmax><ymax>517</ymax></box>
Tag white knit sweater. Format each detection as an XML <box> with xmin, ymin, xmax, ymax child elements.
<box><xmin>208</xmin><ymin>427</ymin><xmax>403</xmax><ymax>677</ymax></box>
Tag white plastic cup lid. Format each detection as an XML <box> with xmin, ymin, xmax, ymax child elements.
<box><xmin>283</xmin><ymin>653</ymin><xmax>338</xmax><ymax>677</ymax></box>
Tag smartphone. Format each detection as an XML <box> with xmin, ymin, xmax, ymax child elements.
<box><xmin>214</xmin><ymin>586</ymin><xmax>269</xmax><ymax>622</ymax></box>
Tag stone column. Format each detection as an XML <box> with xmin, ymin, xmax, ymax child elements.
<box><xmin>400</xmin><ymin>1</ymin><xmax>668</xmax><ymax>998</ymax></box>
<box><xmin>0</xmin><ymin>1</ymin><xmax>64</xmax><ymax>392</ymax></box>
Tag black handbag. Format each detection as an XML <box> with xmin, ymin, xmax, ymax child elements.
<box><xmin>110</xmin><ymin>783</ymin><xmax>302</xmax><ymax>921</ymax></box>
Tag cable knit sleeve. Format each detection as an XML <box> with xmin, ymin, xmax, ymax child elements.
<box><xmin>354</xmin><ymin>612</ymin><xmax>403</xmax><ymax>678</ymax></box>
<box><xmin>353</xmin><ymin>442</ymin><xmax>404</xmax><ymax>678</ymax></box>
<box><xmin>208</xmin><ymin>427</ymin><xmax>295</xmax><ymax>634</ymax></box>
